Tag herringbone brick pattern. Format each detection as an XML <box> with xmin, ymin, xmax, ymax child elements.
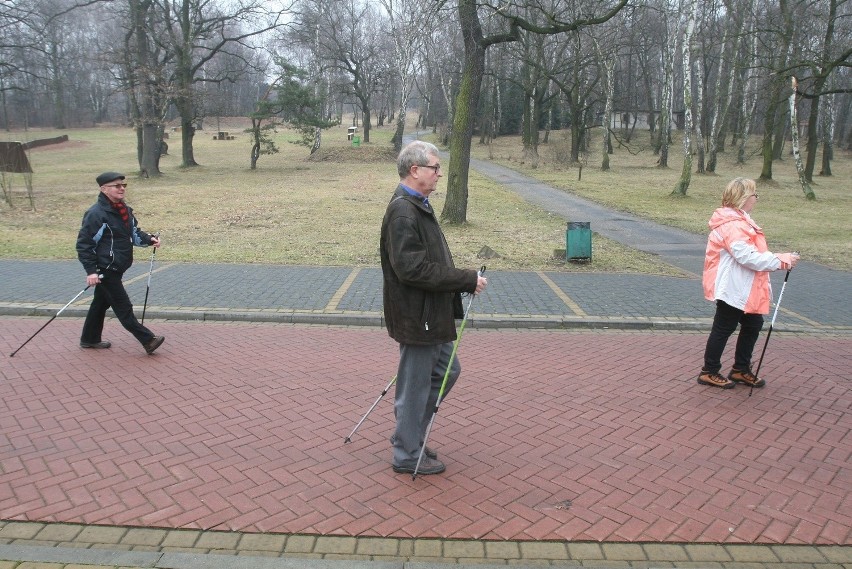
<box><xmin>1</xmin><ymin>318</ymin><xmax>849</xmax><ymax>544</ymax></box>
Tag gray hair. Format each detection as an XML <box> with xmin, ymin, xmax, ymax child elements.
<box><xmin>397</xmin><ymin>140</ymin><xmax>439</xmax><ymax>178</ymax></box>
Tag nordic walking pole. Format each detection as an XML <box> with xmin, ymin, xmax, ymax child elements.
<box><xmin>344</xmin><ymin>375</ymin><xmax>397</xmax><ymax>443</ymax></box>
<box><xmin>10</xmin><ymin>282</ymin><xmax>97</xmax><ymax>357</ymax></box>
<box><xmin>749</xmin><ymin>269</ymin><xmax>791</xmax><ymax>397</ymax></box>
<box><xmin>413</xmin><ymin>266</ymin><xmax>486</xmax><ymax>480</ymax></box>
<box><xmin>140</xmin><ymin>232</ymin><xmax>159</xmax><ymax>325</ymax></box>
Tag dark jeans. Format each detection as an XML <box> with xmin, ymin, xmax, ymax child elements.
<box><xmin>81</xmin><ymin>271</ymin><xmax>154</xmax><ymax>345</ymax></box>
<box><xmin>702</xmin><ymin>300</ymin><xmax>764</xmax><ymax>374</ymax></box>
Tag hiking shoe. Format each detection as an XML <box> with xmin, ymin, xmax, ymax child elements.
<box><xmin>392</xmin><ymin>456</ymin><xmax>446</xmax><ymax>475</ymax></box>
<box><xmin>80</xmin><ymin>341</ymin><xmax>111</xmax><ymax>349</ymax></box>
<box><xmin>729</xmin><ymin>368</ymin><xmax>765</xmax><ymax>388</ymax></box>
<box><xmin>697</xmin><ymin>371</ymin><xmax>735</xmax><ymax>389</ymax></box>
<box><xmin>143</xmin><ymin>335</ymin><xmax>165</xmax><ymax>355</ymax></box>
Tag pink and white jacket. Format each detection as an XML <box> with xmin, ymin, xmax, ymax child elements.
<box><xmin>702</xmin><ymin>207</ymin><xmax>794</xmax><ymax>315</ymax></box>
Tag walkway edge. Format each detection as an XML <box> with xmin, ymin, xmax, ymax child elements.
<box><xmin>1</xmin><ymin>521</ymin><xmax>850</xmax><ymax>568</ymax></box>
<box><xmin>5</xmin><ymin>304</ymin><xmax>847</xmax><ymax>334</ymax></box>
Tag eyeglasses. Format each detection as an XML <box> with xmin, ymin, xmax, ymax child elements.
<box><xmin>750</xmin><ymin>193</ymin><xmax>759</xmax><ymax>199</ymax></box>
<box><xmin>419</xmin><ymin>164</ymin><xmax>441</xmax><ymax>173</ymax></box>
<box><xmin>104</xmin><ymin>183</ymin><xmax>128</xmax><ymax>189</ymax></box>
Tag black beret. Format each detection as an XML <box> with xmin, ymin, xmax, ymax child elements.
<box><xmin>96</xmin><ymin>171</ymin><xmax>125</xmax><ymax>186</ymax></box>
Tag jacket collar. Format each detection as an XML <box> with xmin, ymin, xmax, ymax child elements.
<box><xmin>97</xmin><ymin>191</ymin><xmax>127</xmax><ymax>212</ymax></box>
<box><xmin>394</xmin><ymin>185</ymin><xmax>431</xmax><ymax>212</ymax></box>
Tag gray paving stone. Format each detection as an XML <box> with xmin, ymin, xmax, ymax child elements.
<box><xmin>770</xmin><ymin>546</ymin><xmax>829</xmax><ymax>563</ymax></box>
<box><xmin>0</xmin><ymin>544</ymin><xmax>160</xmax><ymax>567</ymax></box>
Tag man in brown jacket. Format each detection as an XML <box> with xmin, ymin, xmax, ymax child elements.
<box><xmin>380</xmin><ymin>141</ymin><xmax>487</xmax><ymax>475</ymax></box>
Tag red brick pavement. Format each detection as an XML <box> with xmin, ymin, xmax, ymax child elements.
<box><xmin>1</xmin><ymin>317</ymin><xmax>850</xmax><ymax>544</ymax></box>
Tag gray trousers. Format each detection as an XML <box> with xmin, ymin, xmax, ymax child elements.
<box><xmin>392</xmin><ymin>342</ymin><xmax>460</xmax><ymax>466</ymax></box>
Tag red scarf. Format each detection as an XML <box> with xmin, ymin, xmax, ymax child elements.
<box><xmin>111</xmin><ymin>201</ymin><xmax>129</xmax><ymax>227</ymax></box>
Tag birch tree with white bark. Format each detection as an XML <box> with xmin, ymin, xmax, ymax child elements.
<box><xmin>380</xmin><ymin>0</ymin><xmax>428</xmax><ymax>151</ymax></box>
<box><xmin>671</xmin><ymin>0</ymin><xmax>695</xmax><ymax>195</ymax></box>
<box><xmin>789</xmin><ymin>77</ymin><xmax>815</xmax><ymax>199</ymax></box>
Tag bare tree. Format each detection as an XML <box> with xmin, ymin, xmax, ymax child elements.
<box><xmin>123</xmin><ymin>0</ymin><xmax>171</xmax><ymax>178</ymax></box>
<box><xmin>794</xmin><ymin>0</ymin><xmax>851</xmax><ymax>182</ymax></box>
<box><xmin>758</xmin><ymin>0</ymin><xmax>796</xmax><ymax>180</ymax></box>
<box><xmin>294</xmin><ymin>0</ymin><xmax>386</xmax><ymax>144</ymax></box>
<box><xmin>672</xmin><ymin>0</ymin><xmax>695</xmax><ymax>196</ymax></box>
<box><xmin>736</xmin><ymin>3</ymin><xmax>759</xmax><ymax>165</ymax></box>
<box><xmin>654</xmin><ymin>1</ymin><xmax>677</xmax><ymax>168</ymax></box>
<box><xmin>706</xmin><ymin>0</ymin><xmax>745</xmax><ymax>172</ymax></box>
<box><xmin>598</xmin><ymin>46</ymin><xmax>616</xmax><ymax>171</ymax></box>
<box><xmin>546</xmin><ymin>32</ymin><xmax>601</xmax><ymax>164</ymax></box>
<box><xmin>442</xmin><ymin>0</ymin><xmax>627</xmax><ymax>224</ymax></box>
<box><xmin>158</xmin><ymin>0</ymin><xmax>288</xmax><ymax>168</ymax></box>
<box><xmin>379</xmin><ymin>0</ymin><xmax>428</xmax><ymax>151</ymax></box>
<box><xmin>789</xmin><ymin>76</ymin><xmax>815</xmax><ymax>199</ymax></box>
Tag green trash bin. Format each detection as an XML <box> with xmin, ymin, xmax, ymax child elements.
<box><xmin>352</xmin><ymin>135</ymin><xmax>361</xmax><ymax>147</ymax></box>
<box><xmin>566</xmin><ymin>221</ymin><xmax>591</xmax><ymax>261</ymax></box>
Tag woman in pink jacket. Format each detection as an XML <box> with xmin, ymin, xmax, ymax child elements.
<box><xmin>698</xmin><ymin>178</ymin><xmax>799</xmax><ymax>389</ymax></box>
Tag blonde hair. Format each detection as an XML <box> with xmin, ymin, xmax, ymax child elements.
<box><xmin>722</xmin><ymin>177</ymin><xmax>756</xmax><ymax>210</ymax></box>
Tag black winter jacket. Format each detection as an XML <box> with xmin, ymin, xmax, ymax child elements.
<box><xmin>76</xmin><ymin>192</ymin><xmax>154</xmax><ymax>276</ymax></box>
<box><xmin>380</xmin><ymin>185</ymin><xmax>478</xmax><ymax>345</ymax></box>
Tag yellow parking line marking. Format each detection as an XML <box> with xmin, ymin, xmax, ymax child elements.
<box><xmin>779</xmin><ymin>306</ymin><xmax>821</xmax><ymax>328</ymax></box>
<box><xmin>326</xmin><ymin>267</ymin><xmax>361</xmax><ymax>311</ymax></box>
<box><xmin>123</xmin><ymin>263</ymin><xmax>173</xmax><ymax>286</ymax></box>
<box><xmin>537</xmin><ymin>271</ymin><xmax>587</xmax><ymax>317</ymax></box>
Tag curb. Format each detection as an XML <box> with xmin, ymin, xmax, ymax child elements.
<box><xmin>1</xmin><ymin>521</ymin><xmax>850</xmax><ymax>569</ymax></box>
<box><xmin>6</xmin><ymin>304</ymin><xmax>847</xmax><ymax>334</ymax></box>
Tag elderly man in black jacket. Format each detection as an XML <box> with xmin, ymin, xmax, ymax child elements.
<box><xmin>380</xmin><ymin>141</ymin><xmax>488</xmax><ymax>475</ymax></box>
<box><xmin>76</xmin><ymin>171</ymin><xmax>164</xmax><ymax>355</ymax></box>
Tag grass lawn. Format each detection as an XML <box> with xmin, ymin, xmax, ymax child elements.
<box><xmin>1</xmin><ymin>120</ymin><xmax>848</xmax><ymax>273</ymax></box>
<box><xmin>468</xmin><ymin>127</ymin><xmax>851</xmax><ymax>270</ymax></box>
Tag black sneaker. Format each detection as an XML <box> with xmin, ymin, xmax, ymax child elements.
<box><xmin>143</xmin><ymin>335</ymin><xmax>165</xmax><ymax>355</ymax></box>
<box><xmin>392</xmin><ymin>456</ymin><xmax>446</xmax><ymax>475</ymax></box>
<box><xmin>80</xmin><ymin>340</ymin><xmax>111</xmax><ymax>349</ymax></box>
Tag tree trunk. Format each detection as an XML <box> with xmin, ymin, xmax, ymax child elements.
<box><xmin>672</xmin><ymin>1</ymin><xmax>694</xmax><ymax>196</ymax></box>
<box><xmin>361</xmin><ymin>99</ymin><xmax>372</xmax><ymax>143</ymax></box>
<box><xmin>250</xmin><ymin>120</ymin><xmax>259</xmax><ymax>170</ymax></box>
<box><xmin>706</xmin><ymin>2</ymin><xmax>743</xmax><ymax>173</ymax></box>
<box><xmin>819</xmin><ymin>93</ymin><xmax>834</xmax><ymax>176</ymax></box>
<box><xmin>805</xmin><ymin>0</ymin><xmax>839</xmax><ymax>181</ymax></box>
<box><xmin>181</xmin><ymin>116</ymin><xmax>197</xmax><ymax>167</ymax></box>
<box><xmin>789</xmin><ymin>78</ymin><xmax>815</xmax><ymax>200</ymax></box>
<box><xmin>601</xmin><ymin>56</ymin><xmax>614</xmax><ymax>171</ymax></box>
<box><xmin>140</xmin><ymin>123</ymin><xmax>161</xmax><ymax>178</ymax></box>
<box><xmin>760</xmin><ymin>0</ymin><xmax>795</xmax><ymax>180</ymax></box>
<box><xmin>657</xmin><ymin>10</ymin><xmax>676</xmax><ymax>168</ymax></box>
<box><xmin>441</xmin><ymin>0</ymin><xmax>485</xmax><ymax>224</ymax></box>
<box><xmin>130</xmin><ymin>0</ymin><xmax>162</xmax><ymax>178</ymax></box>
<box><xmin>737</xmin><ymin>9</ymin><xmax>758</xmax><ymax>165</ymax></box>
<box><xmin>391</xmin><ymin>110</ymin><xmax>406</xmax><ymax>152</ymax></box>
<box><xmin>693</xmin><ymin>38</ymin><xmax>705</xmax><ymax>175</ymax></box>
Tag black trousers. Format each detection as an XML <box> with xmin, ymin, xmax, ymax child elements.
<box><xmin>702</xmin><ymin>299</ymin><xmax>764</xmax><ymax>374</ymax></box>
<box><xmin>81</xmin><ymin>271</ymin><xmax>154</xmax><ymax>345</ymax></box>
